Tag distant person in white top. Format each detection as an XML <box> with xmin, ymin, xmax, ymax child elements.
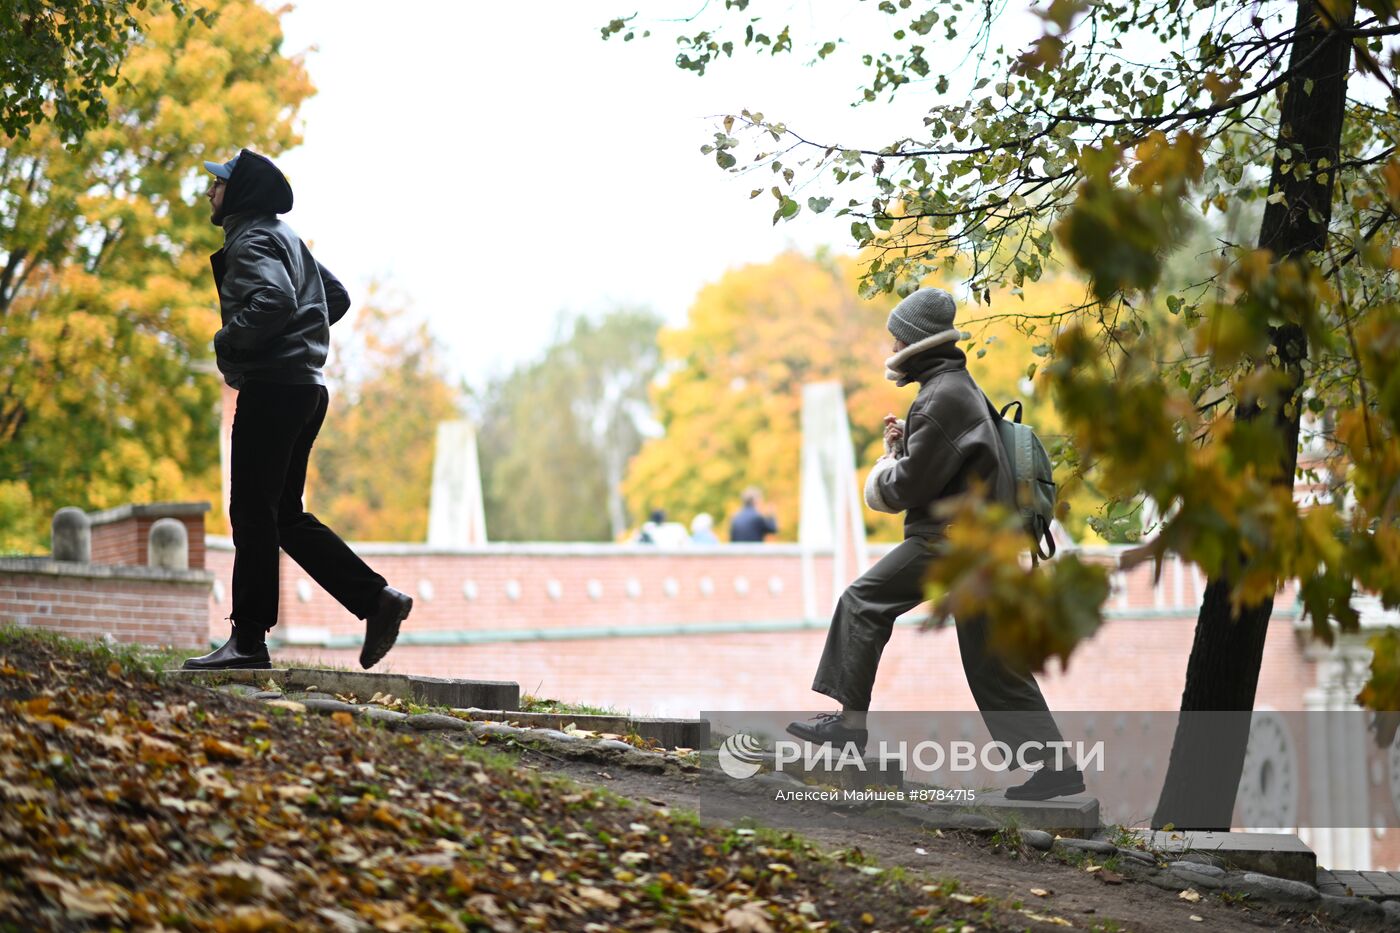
<box><xmin>636</xmin><ymin>509</ymin><xmax>689</xmax><ymax>547</ymax></box>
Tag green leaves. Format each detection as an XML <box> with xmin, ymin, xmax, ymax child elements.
<box><xmin>1056</xmin><ymin>164</ymin><xmax>1169</xmax><ymax>302</ymax></box>
<box><xmin>602</xmin><ymin>0</ymin><xmax>1400</xmax><ymax>712</ymax></box>
<box><xmin>922</xmin><ymin>500</ymin><xmax>1111</xmax><ymax>672</ymax></box>
<box><xmin>0</xmin><ymin>0</ymin><xmax>312</xmax><ymax>548</ymax></box>
<box><xmin>772</xmin><ymin>196</ymin><xmax>800</xmax><ymax>224</ymax></box>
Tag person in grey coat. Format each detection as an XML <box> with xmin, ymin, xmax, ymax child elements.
<box><xmin>786</xmin><ymin>288</ymin><xmax>1081</xmax><ymax>801</ymax></box>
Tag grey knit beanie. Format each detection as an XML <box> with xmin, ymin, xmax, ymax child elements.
<box><xmin>886</xmin><ymin>288</ymin><xmax>957</xmax><ymax>345</ymax></box>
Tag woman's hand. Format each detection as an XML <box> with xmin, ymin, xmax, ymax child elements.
<box><xmin>883</xmin><ymin>413</ymin><xmax>905</xmax><ymax>454</ymax></box>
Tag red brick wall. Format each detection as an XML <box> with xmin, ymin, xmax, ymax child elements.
<box><xmin>206</xmin><ymin>546</ymin><xmax>850</xmax><ymax>638</ymax></box>
<box><xmin>204</xmin><ymin>543</ymin><xmax>1314</xmax><ymax>717</ymax></box>
<box><xmin>90</xmin><ymin>514</ymin><xmax>207</xmax><ymax>570</ymax></box>
<box><xmin>1</xmin><ymin>566</ymin><xmax>209</xmax><ymax>648</ymax></box>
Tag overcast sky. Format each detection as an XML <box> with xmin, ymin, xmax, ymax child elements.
<box><xmin>269</xmin><ymin>2</ymin><xmax>1038</xmax><ymax>387</ymax></box>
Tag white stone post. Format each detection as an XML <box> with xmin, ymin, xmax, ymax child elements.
<box><xmin>51</xmin><ymin>508</ymin><xmax>91</xmax><ymax>563</ymax></box>
<box><xmin>147</xmin><ymin>517</ymin><xmax>189</xmax><ymax>570</ymax></box>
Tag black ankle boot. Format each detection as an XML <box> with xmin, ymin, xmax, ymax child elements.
<box><xmin>785</xmin><ymin>712</ymin><xmax>869</xmax><ymax>756</ymax></box>
<box><xmin>360</xmin><ymin>587</ymin><xmax>412</xmax><ymax>669</ymax></box>
<box><xmin>183</xmin><ymin>625</ymin><xmax>271</xmax><ymax>671</ymax></box>
<box><xmin>1005</xmin><ymin>765</ymin><xmax>1085</xmax><ymax>801</ymax></box>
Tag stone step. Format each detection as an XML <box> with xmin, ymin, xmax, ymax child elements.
<box><xmin>1317</xmin><ymin>868</ymin><xmax>1400</xmax><ymax>902</ymax></box>
<box><xmin>905</xmin><ymin>788</ymin><xmax>1099</xmax><ymax>833</ymax></box>
<box><xmin>455</xmin><ymin>708</ymin><xmax>708</xmax><ymax>750</ymax></box>
<box><xmin>1131</xmin><ymin>830</ymin><xmax>1315</xmax><ymax>884</ymax></box>
<box><xmin>167</xmin><ymin>667</ymin><xmax>519</xmax><ymax>711</ymax></box>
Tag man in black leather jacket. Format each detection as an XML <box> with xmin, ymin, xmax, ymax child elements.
<box><xmin>184</xmin><ymin>149</ymin><xmax>412</xmax><ymax>672</ymax></box>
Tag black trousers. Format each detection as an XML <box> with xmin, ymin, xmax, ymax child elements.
<box><xmin>229</xmin><ymin>382</ymin><xmax>387</xmax><ymax>630</ymax></box>
<box><xmin>812</xmin><ymin>536</ymin><xmax>1066</xmax><ymax>760</ymax></box>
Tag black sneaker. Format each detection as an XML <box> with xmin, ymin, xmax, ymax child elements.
<box><xmin>360</xmin><ymin>586</ymin><xmax>412</xmax><ymax>669</ymax></box>
<box><xmin>182</xmin><ymin>629</ymin><xmax>271</xmax><ymax>671</ymax></box>
<box><xmin>1005</xmin><ymin>766</ymin><xmax>1085</xmax><ymax>801</ymax></box>
<box><xmin>785</xmin><ymin>712</ymin><xmax>869</xmax><ymax>756</ymax></box>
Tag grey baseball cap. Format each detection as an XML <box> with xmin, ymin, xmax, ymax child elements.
<box><xmin>203</xmin><ymin>153</ymin><xmax>241</xmax><ymax>180</ymax></box>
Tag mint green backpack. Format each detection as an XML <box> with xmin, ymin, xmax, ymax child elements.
<box><xmin>981</xmin><ymin>394</ymin><xmax>1057</xmax><ymax>562</ymax></box>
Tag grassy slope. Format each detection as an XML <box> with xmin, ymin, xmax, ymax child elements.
<box><xmin>0</xmin><ymin>627</ymin><xmax>1033</xmax><ymax>932</ymax></box>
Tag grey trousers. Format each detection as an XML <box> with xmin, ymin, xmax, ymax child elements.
<box><xmin>812</xmin><ymin>536</ymin><xmax>1066</xmax><ymax>760</ymax></box>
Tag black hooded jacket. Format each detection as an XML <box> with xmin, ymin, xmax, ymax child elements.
<box><xmin>211</xmin><ymin>149</ymin><xmax>349</xmax><ymax>389</ymax></box>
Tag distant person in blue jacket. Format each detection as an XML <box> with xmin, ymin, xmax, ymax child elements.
<box><xmin>729</xmin><ymin>487</ymin><xmax>778</xmax><ymax>543</ymax></box>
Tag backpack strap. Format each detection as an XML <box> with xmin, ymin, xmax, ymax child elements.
<box><xmin>999</xmin><ymin>400</ymin><xmax>1023</xmax><ymax>424</ymax></box>
<box><xmin>1034</xmin><ymin>522</ymin><xmax>1057</xmax><ymax>561</ymax></box>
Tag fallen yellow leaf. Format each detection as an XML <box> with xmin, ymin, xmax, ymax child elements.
<box><xmin>202</xmin><ymin>736</ymin><xmax>248</xmax><ymax>761</ymax></box>
<box><xmin>1020</xmin><ymin>910</ymin><xmax>1073</xmax><ymax>927</ymax></box>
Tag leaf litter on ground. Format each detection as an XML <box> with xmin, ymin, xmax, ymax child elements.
<box><xmin>0</xmin><ymin>630</ymin><xmax>1036</xmax><ymax>931</ymax></box>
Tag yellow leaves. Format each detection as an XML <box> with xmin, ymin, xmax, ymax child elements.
<box><xmin>1382</xmin><ymin>159</ymin><xmax>1400</xmax><ymax>209</ymax></box>
<box><xmin>202</xmin><ymin>736</ymin><xmax>250</xmax><ymax>762</ymax></box>
<box><xmin>1129</xmin><ymin>131</ymin><xmax>1205</xmax><ymax>191</ymax></box>
<box><xmin>0</xmin><ymin>0</ymin><xmax>313</xmax><ymax>549</ymax></box>
<box><xmin>1057</xmin><ymin>144</ymin><xmax>1180</xmax><ymax>301</ymax></box>
<box><xmin>625</xmin><ymin>251</ymin><xmax>912</xmax><ymax>541</ymax></box>
<box><xmin>948</xmin><ymin>892</ymin><xmax>989</xmax><ymax>905</ymax></box>
<box><xmin>21</xmin><ymin>696</ymin><xmax>73</xmax><ymax>731</ymax></box>
<box><xmin>372</xmin><ymin>802</ymin><xmax>405</xmax><ymax>832</ymax></box>
<box><xmin>1358</xmin><ymin>630</ymin><xmax>1400</xmax><ymax>725</ymax></box>
<box><xmin>1203</xmin><ymin>71</ymin><xmax>1243</xmax><ymax>104</ymax></box>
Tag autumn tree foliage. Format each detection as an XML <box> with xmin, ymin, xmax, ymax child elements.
<box><xmin>0</xmin><ymin>0</ymin><xmax>312</xmax><ymax>551</ymax></box>
<box><xmin>613</xmin><ymin>0</ymin><xmax>1400</xmax><ymax>827</ymax></box>
<box><xmin>476</xmin><ymin>309</ymin><xmax>661</xmax><ymax>542</ymax></box>
<box><xmin>0</xmin><ymin>1</ymin><xmax>215</xmax><ymax>144</ymax></box>
<box><xmin>623</xmin><ymin>252</ymin><xmax>905</xmax><ymax>542</ymax></box>
<box><xmin>623</xmin><ymin>250</ymin><xmax>1116</xmax><ymax>546</ymax></box>
<box><xmin>305</xmin><ymin>301</ymin><xmax>464</xmax><ymax>543</ymax></box>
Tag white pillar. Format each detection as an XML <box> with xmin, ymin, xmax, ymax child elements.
<box><xmin>427</xmin><ymin>420</ymin><xmax>488</xmax><ymax>547</ymax></box>
<box><xmin>799</xmin><ymin>382</ymin><xmax>868</xmax><ymax>621</ymax></box>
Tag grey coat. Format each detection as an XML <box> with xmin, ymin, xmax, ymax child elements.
<box><xmin>865</xmin><ymin>339</ymin><xmax>1015</xmax><ymax>539</ymax></box>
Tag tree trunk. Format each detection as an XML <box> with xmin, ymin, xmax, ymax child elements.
<box><xmin>1152</xmin><ymin>0</ymin><xmax>1353</xmax><ymax>830</ymax></box>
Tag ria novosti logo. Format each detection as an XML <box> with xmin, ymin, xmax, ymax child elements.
<box><xmin>718</xmin><ymin>733</ymin><xmax>767</xmax><ymax>779</ymax></box>
<box><xmin>715</xmin><ymin>734</ymin><xmax>1105</xmax><ymax>780</ymax></box>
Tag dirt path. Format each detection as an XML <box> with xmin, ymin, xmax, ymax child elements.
<box><xmin>497</xmin><ymin>741</ymin><xmax>1371</xmax><ymax>933</ymax></box>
